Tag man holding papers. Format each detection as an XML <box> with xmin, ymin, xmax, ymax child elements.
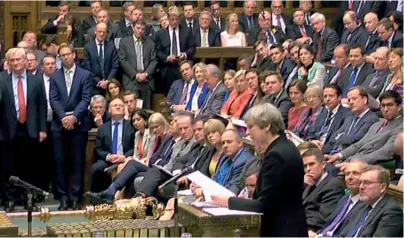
<box><xmin>211</xmin><ymin>104</ymin><xmax>307</xmax><ymax>237</ymax></box>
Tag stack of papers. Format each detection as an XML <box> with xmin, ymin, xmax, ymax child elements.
<box><xmin>202</xmin><ymin>207</ymin><xmax>262</xmax><ymax>216</ymax></box>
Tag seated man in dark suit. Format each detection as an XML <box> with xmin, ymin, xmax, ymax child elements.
<box><xmin>116</xmin><ymin>2</ymin><xmax>136</xmax><ymax>37</ymax></box>
<box><xmin>247</xmin><ymin>11</ymin><xmax>286</xmax><ymax>46</ymax></box>
<box><xmin>328</xmin><ymin>87</ymin><xmax>379</xmax><ymax>154</ymax></box>
<box><xmin>340</xmin><ymin>11</ymin><xmax>368</xmax><ymax>46</ymax></box>
<box><xmin>306</xmin><ymin>84</ymin><xmax>351</xmax><ymax>153</ymax></box>
<box><xmin>286</xmin><ymin>8</ymin><xmax>314</xmax><ymax>43</ymax></box>
<box><xmin>40</xmin><ymin>1</ymin><xmax>81</xmax><ymax>38</ymax></box>
<box><xmin>89</xmin><ymin>98</ymin><xmax>135</xmax><ymax>192</ymax></box>
<box><xmin>87</xmin><ymin>9</ymin><xmax>122</xmax><ymax>43</ymax></box>
<box><xmin>337</xmin><ymin>44</ymin><xmax>375</xmax><ymax>100</ymax></box>
<box><xmin>83</xmin><ymin>22</ymin><xmax>119</xmax><ymax>96</ymax></box>
<box><xmin>210</xmin><ymin>1</ymin><xmax>226</xmax><ymax>32</ymax></box>
<box><xmin>193</xmin><ymin>10</ymin><xmax>220</xmax><ymax>47</ymax></box>
<box><xmin>362</xmin><ymin>47</ymin><xmax>391</xmax><ymax>98</ymax></box>
<box><xmin>301</xmin><ymin>149</ymin><xmax>345</xmax><ymax>234</ymax></box>
<box><xmin>167</xmin><ymin>60</ymin><xmax>195</xmax><ymax>112</ymax></box>
<box><xmin>270</xmin><ymin>0</ymin><xmax>291</xmax><ymax>34</ymax></box>
<box><xmin>310</xmin><ymin>13</ymin><xmax>339</xmax><ymax>63</ymax></box>
<box><xmin>363</xmin><ymin>12</ymin><xmax>382</xmax><ymax>54</ymax></box>
<box><xmin>378</xmin><ymin>18</ymin><xmax>403</xmax><ymax>48</ymax></box>
<box><xmin>314</xmin><ymin>160</ymin><xmax>368</xmax><ymax>237</ymax></box>
<box><xmin>118</xmin><ymin>19</ymin><xmax>157</xmax><ymax>109</ymax></box>
<box><xmin>123</xmin><ymin>91</ymin><xmax>137</xmax><ymax>120</ymax></box>
<box><xmin>81</xmin><ymin>0</ymin><xmax>101</xmax><ymax>33</ymax></box>
<box><xmin>200</xmin><ymin>64</ymin><xmax>227</xmax><ymax>115</ymax></box>
<box><xmin>89</xmin><ymin>95</ymin><xmax>110</xmax><ymax>128</ymax></box>
<box><xmin>324</xmin><ymin>44</ymin><xmax>350</xmax><ymax>85</ymax></box>
<box><xmin>128</xmin><ymin>8</ymin><xmax>155</xmax><ymax>40</ymax></box>
<box><xmin>180</xmin><ymin>2</ymin><xmax>199</xmax><ymax>31</ymax></box>
<box><xmin>334</xmin><ymin>166</ymin><xmax>403</xmax><ymax>237</ymax></box>
<box><xmin>261</xmin><ymin>71</ymin><xmax>292</xmax><ymax>125</ymax></box>
<box><xmin>238</xmin><ymin>0</ymin><xmax>258</xmax><ymax>33</ymax></box>
<box><xmin>251</xmin><ymin>40</ymin><xmax>271</xmax><ymax>72</ymax></box>
<box><xmin>267</xmin><ymin>43</ymin><xmax>296</xmax><ymax>82</ymax></box>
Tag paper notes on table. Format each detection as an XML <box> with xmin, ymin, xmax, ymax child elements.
<box><xmin>202</xmin><ymin>207</ymin><xmax>263</xmax><ymax>216</ymax></box>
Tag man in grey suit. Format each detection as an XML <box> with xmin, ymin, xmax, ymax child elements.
<box><xmin>118</xmin><ymin>19</ymin><xmax>157</xmax><ymax>109</ymax></box>
<box><xmin>362</xmin><ymin>47</ymin><xmax>391</xmax><ymax>98</ymax></box>
<box><xmin>334</xmin><ymin>165</ymin><xmax>403</xmax><ymax>237</ymax></box>
<box><xmin>87</xmin><ymin>9</ymin><xmax>121</xmax><ymax>44</ymax></box>
<box><xmin>200</xmin><ymin>64</ymin><xmax>227</xmax><ymax>116</ymax></box>
<box><xmin>327</xmin><ymin>90</ymin><xmax>403</xmax><ymax>165</ymax></box>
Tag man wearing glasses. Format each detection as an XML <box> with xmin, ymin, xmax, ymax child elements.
<box><xmin>326</xmin><ymin>90</ymin><xmax>403</xmax><ymax>166</ymax></box>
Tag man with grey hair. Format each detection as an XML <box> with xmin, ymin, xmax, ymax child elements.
<box><xmin>117</xmin><ymin>1</ymin><xmax>136</xmax><ymax>35</ymax></box>
<box><xmin>333</xmin><ymin>165</ymin><xmax>403</xmax><ymax>237</ymax></box>
<box><xmin>89</xmin><ymin>95</ymin><xmax>109</xmax><ymax>128</ymax></box>
<box><xmin>363</xmin><ymin>12</ymin><xmax>381</xmax><ymax>54</ymax></box>
<box><xmin>200</xmin><ymin>64</ymin><xmax>227</xmax><ymax>115</ymax></box>
<box><xmin>238</xmin><ymin>0</ymin><xmax>258</xmax><ymax>33</ymax></box>
<box><xmin>311</xmin><ymin>12</ymin><xmax>339</xmax><ymax>62</ymax></box>
<box><xmin>87</xmin><ymin>9</ymin><xmax>122</xmax><ymax>42</ymax></box>
<box><xmin>193</xmin><ymin>10</ymin><xmax>220</xmax><ymax>47</ymax></box>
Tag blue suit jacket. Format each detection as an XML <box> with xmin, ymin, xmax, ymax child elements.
<box><xmin>83</xmin><ymin>40</ymin><xmax>119</xmax><ymax>95</ymax></box>
<box><xmin>328</xmin><ymin>110</ymin><xmax>379</xmax><ymax>152</ymax></box>
<box><xmin>306</xmin><ymin>105</ymin><xmax>352</xmax><ymax>153</ymax></box>
<box><xmin>49</xmin><ymin>66</ymin><xmax>92</xmax><ymax>132</ymax></box>
<box><xmin>212</xmin><ymin>147</ymin><xmax>253</xmax><ymax>194</ymax></box>
<box><xmin>149</xmin><ymin>135</ymin><xmax>174</xmax><ymax>166</ymax></box>
<box><xmin>167</xmin><ymin>79</ymin><xmax>186</xmax><ymax>106</ymax></box>
<box><xmin>185</xmin><ymin>83</ymin><xmax>209</xmax><ymax>111</ymax></box>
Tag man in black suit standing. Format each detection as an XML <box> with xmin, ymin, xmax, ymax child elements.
<box><xmin>210</xmin><ymin>1</ymin><xmax>226</xmax><ymax>32</ymax></box>
<box><xmin>84</xmin><ymin>22</ymin><xmax>119</xmax><ymax>96</ymax></box>
<box><xmin>119</xmin><ymin>19</ymin><xmax>158</xmax><ymax>109</ymax></box>
<box><xmin>286</xmin><ymin>8</ymin><xmax>314</xmax><ymax>42</ymax></box>
<box><xmin>238</xmin><ymin>0</ymin><xmax>258</xmax><ymax>33</ymax></box>
<box><xmin>89</xmin><ymin>98</ymin><xmax>135</xmax><ymax>192</ymax></box>
<box><xmin>180</xmin><ymin>2</ymin><xmax>199</xmax><ymax>31</ymax></box>
<box><xmin>340</xmin><ymin>11</ymin><xmax>368</xmax><ymax>45</ymax></box>
<box><xmin>311</xmin><ymin>12</ymin><xmax>339</xmax><ymax>63</ymax></box>
<box><xmin>0</xmin><ymin>48</ymin><xmax>47</xmax><ymax>211</ymax></box>
<box><xmin>270</xmin><ymin>0</ymin><xmax>291</xmax><ymax>34</ymax></box>
<box><xmin>40</xmin><ymin>1</ymin><xmax>81</xmax><ymax>37</ymax></box>
<box><xmin>377</xmin><ymin>18</ymin><xmax>403</xmax><ymax>48</ymax></box>
<box><xmin>116</xmin><ymin>1</ymin><xmax>136</xmax><ymax>37</ymax></box>
<box><xmin>363</xmin><ymin>12</ymin><xmax>382</xmax><ymax>54</ymax></box>
<box><xmin>193</xmin><ymin>10</ymin><xmax>220</xmax><ymax>47</ymax></box>
<box><xmin>81</xmin><ymin>0</ymin><xmax>101</xmax><ymax>33</ymax></box>
<box><xmin>154</xmin><ymin>11</ymin><xmax>196</xmax><ymax>94</ymax></box>
<box><xmin>302</xmin><ymin>149</ymin><xmax>345</xmax><ymax>234</ymax></box>
<box><xmin>335</xmin><ymin>166</ymin><xmax>403</xmax><ymax>237</ymax></box>
<box><xmin>49</xmin><ymin>44</ymin><xmax>92</xmax><ymax>210</ymax></box>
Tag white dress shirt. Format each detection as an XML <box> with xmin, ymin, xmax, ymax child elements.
<box><xmin>12</xmin><ymin>71</ymin><xmax>28</xmax><ymax>120</ymax></box>
<box><xmin>191</xmin><ymin>86</ymin><xmax>203</xmax><ymax>111</ymax></box>
<box><xmin>272</xmin><ymin>13</ymin><xmax>286</xmax><ymax>33</ymax></box>
<box><xmin>43</xmin><ymin>74</ymin><xmax>53</xmax><ymax>122</ymax></box>
<box><xmin>63</xmin><ymin>63</ymin><xmax>76</xmax><ymax>96</ymax></box>
<box><xmin>95</xmin><ymin>39</ymin><xmax>104</xmax><ymax>58</ymax></box>
<box><xmin>182</xmin><ymin>79</ymin><xmax>195</xmax><ymax>105</ymax></box>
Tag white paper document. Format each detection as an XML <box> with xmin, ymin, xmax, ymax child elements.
<box><xmin>186</xmin><ymin>171</ymin><xmax>235</xmax><ymax>202</ymax></box>
<box><xmin>202</xmin><ymin>207</ymin><xmax>262</xmax><ymax>216</ymax></box>
<box><xmin>285</xmin><ymin>130</ymin><xmax>304</xmax><ymax>147</ymax></box>
<box><xmin>191</xmin><ymin>201</ymin><xmax>222</xmax><ymax>208</ymax></box>
<box><xmin>177</xmin><ymin>189</ymin><xmax>193</xmax><ymax>196</ymax></box>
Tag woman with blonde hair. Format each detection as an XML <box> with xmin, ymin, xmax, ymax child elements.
<box><xmin>151</xmin><ymin>4</ymin><xmax>166</xmax><ymax>32</ymax></box>
<box><xmin>221</xmin><ymin>13</ymin><xmax>247</xmax><ymax>47</ymax></box>
<box><xmin>148</xmin><ymin>112</ymin><xmax>170</xmax><ymax>154</ymax></box>
<box><xmin>186</xmin><ymin>63</ymin><xmax>210</xmax><ymax>113</ymax></box>
<box><xmin>221</xmin><ymin>70</ymin><xmax>254</xmax><ymax>119</ymax></box>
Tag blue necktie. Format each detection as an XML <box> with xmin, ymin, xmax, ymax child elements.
<box><xmin>344</xmin><ymin>68</ymin><xmax>358</xmax><ymax>97</ymax></box>
<box><xmin>112</xmin><ymin>121</ymin><xmax>119</xmax><ymax>154</ymax></box>
<box><xmin>320</xmin><ymin>196</ymin><xmax>351</xmax><ymax>235</ymax></box>
<box><xmin>346</xmin><ymin>205</ymin><xmax>372</xmax><ymax>237</ymax></box>
<box><xmin>216</xmin><ymin>159</ymin><xmax>232</xmax><ymax>186</ymax></box>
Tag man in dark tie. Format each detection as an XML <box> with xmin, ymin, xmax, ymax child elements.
<box><xmin>83</xmin><ymin>22</ymin><xmax>119</xmax><ymax>96</ymax></box>
<box><xmin>210</xmin><ymin>1</ymin><xmax>226</xmax><ymax>32</ymax></box>
<box><xmin>0</xmin><ymin>48</ymin><xmax>47</xmax><ymax>211</ymax></box>
<box><xmin>363</xmin><ymin>12</ymin><xmax>381</xmax><ymax>54</ymax></box>
<box><xmin>302</xmin><ymin>148</ymin><xmax>345</xmax><ymax>235</ymax></box>
<box><xmin>314</xmin><ymin>160</ymin><xmax>368</xmax><ymax>237</ymax></box>
<box><xmin>128</xmin><ymin>8</ymin><xmax>155</xmax><ymax>40</ymax></box>
<box><xmin>193</xmin><ymin>10</ymin><xmax>221</xmax><ymax>47</ymax></box>
<box><xmin>247</xmin><ymin>11</ymin><xmax>286</xmax><ymax>46</ymax></box>
<box><xmin>49</xmin><ymin>44</ymin><xmax>92</xmax><ymax>210</ymax></box>
<box><xmin>377</xmin><ymin>17</ymin><xmax>403</xmax><ymax>48</ymax></box>
<box><xmin>271</xmin><ymin>0</ymin><xmax>291</xmax><ymax>34</ymax></box>
<box><xmin>267</xmin><ymin>43</ymin><xmax>296</xmax><ymax>81</ymax></box>
<box><xmin>167</xmin><ymin>60</ymin><xmax>195</xmax><ymax>112</ymax></box>
<box><xmin>116</xmin><ymin>1</ymin><xmax>136</xmax><ymax>37</ymax></box>
<box><xmin>119</xmin><ymin>19</ymin><xmax>157</xmax><ymax>109</ymax></box>
<box><xmin>362</xmin><ymin>47</ymin><xmax>391</xmax><ymax>98</ymax></box>
<box><xmin>180</xmin><ymin>2</ymin><xmax>199</xmax><ymax>31</ymax></box>
<box><xmin>87</xmin><ymin>9</ymin><xmax>122</xmax><ymax>43</ymax></box>
<box><xmin>200</xmin><ymin>64</ymin><xmax>227</xmax><ymax>116</ymax></box>
<box><xmin>81</xmin><ymin>0</ymin><xmax>101</xmax><ymax>33</ymax></box>
<box><xmin>238</xmin><ymin>0</ymin><xmax>258</xmax><ymax>33</ymax></box>
<box><xmin>311</xmin><ymin>12</ymin><xmax>339</xmax><ymax>63</ymax></box>
<box><xmin>285</xmin><ymin>8</ymin><xmax>314</xmax><ymax>43</ymax></box>
<box><xmin>340</xmin><ymin>11</ymin><xmax>368</xmax><ymax>45</ymax></box>
<box><xmin>325</xmin><ymin>44</ymin><xmax>350</xmax><ymax>85</ymax></box>
<box><xmin>299</xmin><ymin>0</ymin><xmax>315</xmax><ymax>25</ymax></box>
<box><xmin>334</xmin><ymin>166</ymin><xmax>403</xmax><ymax>237</ymax></box>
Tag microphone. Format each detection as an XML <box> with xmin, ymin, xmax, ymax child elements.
<box><xmin>9</xmin><ymin>176</ymin><xmax>50</xmax><ymax>198</ymax></box>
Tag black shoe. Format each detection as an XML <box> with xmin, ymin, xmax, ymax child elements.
<box><xmin>4</xmin><ymin>201</ymin><xmax>15</xmax><ymax>212</ymax></box>
<box><xmin>84</xmin><ymin>192</ymin><xmax>113</xmax><ymax>204</ymax></box>
<box><xmin>58</xmin><ymin>200</ymin><xmax>69</xmax><ymax>211</ymax></box>
<box><xmin>71</xmin><ymin>200</ymin><xmax>82</xmax><ymax>210</ymax></box>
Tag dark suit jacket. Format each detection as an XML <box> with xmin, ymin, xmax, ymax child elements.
<box><xmin>329</xmin><ymin>110</ymin><xmax>379</xmax><ymax>151</ymax></box>
<box><xmin>196</xmin><ymin>147</ymin><xmax>218</xmax><ymax>177</ymax></box>
<box><xmin>87</xmin><ymin>23</ymin><xmax>122</xmax><ymax>43</ymax></box>
<box><xmin>340</xmin><ymin>25</ymin><xmax>368</xmax><ymax>45</ymax></box>
<box><xmin>171</xmin><ymin>143</ymin><xmax>215</xmax><ymax>175</ymax></box>
<box><xmin>385</xmin><ymin>0</ymin><xmax>400</xmax><ymax>16</ymax></box>
<box><xmin>262</xmin><ymin>90</ymin><xmax>292</xmax><ymax>125</ymax></box>
<box><xmin>179</xmin><ymin>17</ymin><xmax>199</xmax><ymax>32</ymax></box>
<box><xmin>211</xmin><ymin>17</ymin><xmax>226</xmax><ymax>32</ymax></box>
<box><xmin>117</xmin><ymin>19</ymin><xmax>131</xmax><ymax>37</ymax></box>
<box><xmin>94</xmin><ymin>119</ymin><xmax>135</xmax><ymax>160</ymax></box>
<box><xmin>306</xmin><ymin>105</ymin><xmax>352</xmax><ymax>154</ymax></box>
<box><xmin>122</xmin><ymin>24</ymin><xmax>155</xmax><ymax>40</ymax></box>
<box><xmin>336</xmin><ymin>195</ymin><xmax>403</xmax><ymax>237</ymax></box>
<box><xmin>41</xmin><ymin>15</ymin><xmax>82</xmax><ymax>35</ymax></box>
<box><xmin>82</xmin><ymin>15</ymin><xmax>97</xmax><ymax>33</ymax></box>
<box><xmin>238</xmin><ymin>13</ymin><xmax>258</xmax><ymax>33</ymax></box>
<box><xmin>381</xmin><ymin>31</ymin><xmax>404</xmax><ymax>48</ymax></box>
<box><xmin>211</xmin><ymin>147</ymin><xmax>253</xmax><ymax>194</ymax></box>
<box><xmin>228</xmin><ymin>134</ymin><xmax>307</xmax><ymax>237</ymax></box>
<box><xmin>193</xmin><ymin>27</ymin><xmax>221</xmax><ymax>47</ymax></box>
<box><xmin>324</xmin><ymin>66</ymin><xmax>341</xmax><ymax>85</ymax></box>
<box><xmin>313</xmin><ymin>27</ymin><xmax>340</xmax><ymax>62</ymax></box>
<box><xmin>337</xmin><ymin>63</ymin><xmax>375</xmax><ymax>95</ymax></box>
<box><xmin>149</xmin><ymin>135</ymin><xmax>174</xmax><ymax>166</ymax></box>
<box><xmin>49</xmin><ymin>67</ymin><xmax>92</xmax><ymax>132</ymax></box>
<box><xmin>167</xmin><ymin>79</ymin><xmax>187</xmax><ymax>105</ymax></box>
<box><xmin>0</xmin><ymin>72</ymin><xmax>47</xmax><ymax>140</ymax></box>
<box><xmin>247</xmin><ymin>26</ymin><xmax>286</xmax><ymax>46</ymax></box>
<box><xmin>268</xmin><ymin>58</ymin><xmax>296</xmax><ymax>81</ymax></box>
<box><xmin>83</xmin><ymin>40</ymin><xmax>119</xmax><ymax>95</ymax></box>
<box><xmin>118</xmin><ymin>36</ymin><xmax>158</xmax><ymax>91</ymax></box>
<box><xmin>365</xmin><ymin>31</ymin><xmax>382</xmax><ymax>54</ymax></box>
<box><xmin>303</xmin><ymin>173</ymin><xmax>345</xmax><ymax>231</ymax></box>
<box><xmin>353</xmin><ymin>0</ymin><xmax>383</xmax><ymax>19</ymax></box>
<box><xmin>285</xmin><ymin>24</ymin><xmax>314</xmax><ymax>40</ymax></box>
<box><xmin>362</xmin><ymin>70</ymin><xmax>391</xmax><ymax>98</ymax></box>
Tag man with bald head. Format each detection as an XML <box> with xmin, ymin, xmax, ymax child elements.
<box><xmin>87</xmin><ymin>9</ymin><xmax>122</xmax><ymax>42</ymax></box>
<box><xmin>340</xmin><ymin>11</ymin><xmax>368</xmax><ymax>46</ymax></box>
<box><xmin>362</xmin><ymin>47</ymin><xmax>391</xmax><ymax>98</ymax></box>
<box><xmin>363</xmin><ymin>12</ymin><xmax>381</xmax><ymax>54</ymax></box>
<box><xmin>247</xmin><ymin>10</ymin><xmax>286</xmax><ymax>46</ymax></box>
<box><xmin>83</xmin><ymin>22</ymin><xmax>119</xmax><ymax>96</ymax></box>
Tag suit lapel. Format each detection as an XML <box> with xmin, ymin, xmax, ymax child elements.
<box><xmin>68</xmin><ymin>67</ymin><xmax>80</xmax><ymax>100</ymax></box>
<box><xmin>359</xmin><ymin>196</ymin><xmax>388</xmax><ymax>235</ymax></box>
<box><xmin>106</xmin><ymin>121</ymin><xmax>112</xmax><ymax>152</ymax></box>
<box><xmin>304</xmin><ymin>174</ymin><xmax>330</xmax><ymax>204</ymax></box>
<box><xmin>26</xmin><ymin>74</ymin><xmax>34</xmax><ymax>105</ymax></box>
<box><xmin>6</xmin><ymin>74</ymin><xmax>17</xmax><ymax>116</ymax></box>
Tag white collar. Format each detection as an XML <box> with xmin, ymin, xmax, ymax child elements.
<box><xmin>370</xmin><ymin>195</ymin><xmax>384</xmax><ymax>209</ymax></box>
<box><xmin>63</xmin><ymin>63</ymin><xmax>76</xmax><ymax>74</ymax></box>
<box><xmin>357</xmin><ymin>108</ymin><xmax>370</xmax><ymax>119</ymax></box>
<box><xmin>350</xmin><ymin>193</ymin><xmax>360</xmax><ymax>204</ymax></box>
<box><xmin>327</xmin><ymin>104</ymin><xmax>340</xmax><ymax>115</ymax></box>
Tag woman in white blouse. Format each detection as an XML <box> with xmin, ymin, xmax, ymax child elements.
<box><xmin>185</xmin><ymin>62</ymin><xmax>210</xmax><ymax>113</ymax></box>
<box><xmin>221</xmin><ymin>13</ymin><xmax>247</xmax><ymax>47</ymax></box>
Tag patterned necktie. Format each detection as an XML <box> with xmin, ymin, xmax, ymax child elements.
<box><xmin>112</xmin><ymin>121</ymin><xmax>120</xmax><ymax>154</ymax></box>
<box><xmin>179</xmin><ymin>83</ymin><xmax>189</xmax><ymax>105</ymax></box>
<box><xmin>276</xmin><ymin>15</ymin><xmax>281</xmax><ymax>29</ymax></box>
<box><xmin>65</xmin><ymin>70</ymin><xmax>72</xmax><ymax>95</ymax></box>
<box><xmin>320</xmin><ymin>196</ymin><xmax>352</xmax><ymax>236</ymax></box>
<box><xmin>135</xmin><ymin>39</ymin><xmax>143</xmax><ymax>72</ymax></box>
<box><xmin>17</xmin><ymin>75</ymin><xmax>26</xmax><ymax>123</ymax></box>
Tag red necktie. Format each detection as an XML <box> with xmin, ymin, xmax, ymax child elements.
<box><xmin>300</xmin><ymin>26</ymin><xmax>307</xmax><ymax>37</ymax></box>
<box><xmin>17</xmin><ymin>76</ymin><xmax>27</xmax><ymax>123</ymax></box>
